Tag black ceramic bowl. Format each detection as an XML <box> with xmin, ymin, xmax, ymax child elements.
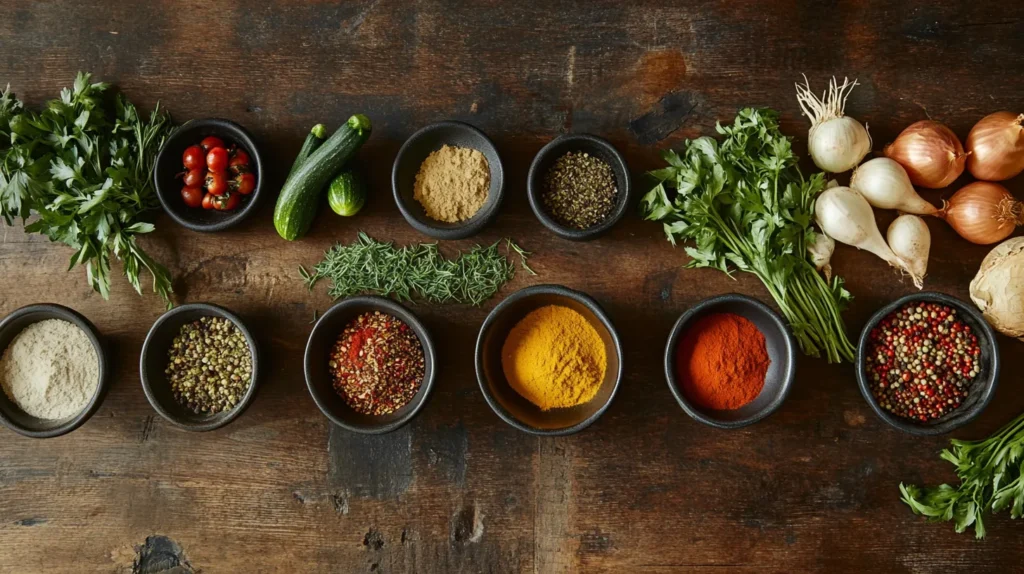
<box><xmin>305</xmin><ymin>296</ymin><xmax>437</xmax><ymax>434</ymax></box>
<box><xmin>665</xmin><ymin>294</ymin><xmax>796</xmax><ymax>429</ymax></box>
<box><xmin>392</xmin><ymin>121</ymin><xmax>505</xmax><ymax>240</ymax></box>
<box><xmin>140</xmin><ymin>303</ymin><xmax>261</xmax><ymax>431</ymax></box>
<box><xmin>0</xmin><ymin>304</ymin><xmax>110</xmax><ymax>438</ymax></box>
<box><xmin>527</xmin><ymin>134</ymin><xmax>631</xmax><ymax>241</ymax></box>
<box><xmin>856</xmin><ymin>292</ymin><xmax>1000</xmax><ymax>436</ymax></box>
<box><xmin>475</xmin><ymin>285</ymin><xmax>623</xmax><ymax>436</ymax></box>
<box><xmin>153</xmin><ymin>118</ymin><xmax>264</xmax><ymax>232</ymax></box>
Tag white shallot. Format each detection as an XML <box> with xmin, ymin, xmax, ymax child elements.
<box><xmin>849</xmin><ymin>157</ymin><xmax>939</xmax><ymax>215</ymax></box>
<box><xmin>887</xmin><ymin>214</ymin><xmax>931</xmax><ymax>289</ymax></box>
<box><xmin>814</xmin><ymin>186</ymin><xmax>906</xmax><ymax>273</ymax></box>
<box><xmin>795</xmin><ymin>76</ymin><xmax>871</xmax><ymax>173</ymax></box>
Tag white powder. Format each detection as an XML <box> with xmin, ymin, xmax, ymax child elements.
<box><xmin>0</xmin><ymin>318</ymin><xmax>99</xmax><ymax>420</ymax></box>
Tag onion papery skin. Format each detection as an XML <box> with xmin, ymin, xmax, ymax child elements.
<box><xmin>884</xmin><ymin>120</ymin><xmax>967</xmax><ymax>189</ymax></box>
<box><xmin>939</xmin><ymin>181</ymin><xmax>1024</xmax><ymax>245</ymax></box>
<box><xmin>966</xmin><ymin>111</ymin><xmax>1024</xmax><ymax>182</ymax></box>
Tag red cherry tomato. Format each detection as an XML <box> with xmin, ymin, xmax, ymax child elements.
<box><xmin>228</xmin><ymin>150</ymin><xmax>251</xmax><ymax>175</ymax></box>
<box><xmin>200</xmin><ymin>136</ymin><xmax>225</xmax><ymax>152</ymax></box>
<box><xmin>182</xmin><ymin>145</ymin><xmax>205</xmax><ymax>170</ymax></box>
<box><xmin>213</xmin><ymin>192</ymin><xmax>241</xmax><ymax>211</ymax></box>
<box><xmin>201</xmin><ymin>193</ymin><xmax>214</xmax><ymax>210</ymax></box>
<box><xmin>181</xmin><ymin>185</ymin><xmax>204</xmax><ymax>208</ymax></box>
<box><xmin>205</xmin><ymin>171</ymin><xmax>228</xmax><ymax>196</ymax></box>
<box><xmin>182</xmin><ymin>168</ymin><xmax>205</xmax><ymax>188</ymax></box>
<box><xmin>232</xmin><ymin>172</ymin><xmax>256</xmax><ymax>195</ymax></box>
<box><xmin>206</xmin><ymin>147</ymin><xmax>229</xmax><ymax>172</ymax></box>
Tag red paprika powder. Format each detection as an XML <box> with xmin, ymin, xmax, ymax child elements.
<box><xmin>675</xmin><ymin>312</ymin><xmax>770</xmax><ymax>410</ymax></box>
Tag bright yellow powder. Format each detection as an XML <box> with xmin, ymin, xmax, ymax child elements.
<box><xmin>501</xmin><ymin>305</ymin><xmax>606</xmax><ymax>411</ymax></box>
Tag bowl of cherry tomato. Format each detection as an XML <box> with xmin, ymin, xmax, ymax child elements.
<box><xmin>153</xmin><ymin>118</ymin><xmax>263</xmax><ymax>232</ymax></box>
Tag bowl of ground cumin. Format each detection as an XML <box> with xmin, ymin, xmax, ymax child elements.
<box><xmin>664</xmin><ymin>294</ymin><xmax>796</xmax><ymax>429</ymax></box>
<box><xmin>392</xmin><ymin>121</ymin><xmax>505</xmax><ymax>240</ymax></box>
<box><xmin>475</xmin><ymin>284</ymin><xmax>623</xmax><ymax>435</ymax></box>
<box><xmin>0</xmin><ymin>303</ymin><xmax>110</xmax><ymax>438</ymax></box>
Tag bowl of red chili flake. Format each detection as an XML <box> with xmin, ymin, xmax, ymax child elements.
<box><xmin>305</xmin><ymin>296</ymin><xmax>435</xmax><ymax>434</ymax></box>
<box><xmin>857</xmin><ymin>292</ymin><xmax>1000</xmax><ymax>436</ymax></box>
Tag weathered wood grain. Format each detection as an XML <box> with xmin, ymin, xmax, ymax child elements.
<box><xmin>2</xmin><ymin>1</ymin><xmax>1024</xmax><ymax>572</ymax></box>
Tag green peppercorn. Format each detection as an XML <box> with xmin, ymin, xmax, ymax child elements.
<box><xmin>165</xmin><ymin>316</ymin><xmax>253</xmax><ymax>414</ymax></box>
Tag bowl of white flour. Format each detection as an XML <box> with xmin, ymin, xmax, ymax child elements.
<box><xmin>0</xmin><ymin>304</ymin><xmax>109</xmax><ymax>438</ymax></box>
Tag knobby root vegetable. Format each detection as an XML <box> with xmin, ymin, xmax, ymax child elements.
<box><xmin>887</xmin><ymin>214</ymin><xmax>931</xmax><ymax>289</ymax></box>
<box><xmin>795</xmin><ymin>75</ymin><xmax>871</xmax><ymax>173</ymax></box>
<box><xmin>966</xmin><ymin>112</ymin><xmax>1024</xmax><ymax>181</ymax></box>
<box><xmin>850</xmin><ymin>157</ymin><xmax>939</xmax><ymax>215</ymax></box>
<box><xmin>815</xmin><ymin>186</ymin><xmax>909</xmax><ymax>274</ymax></box>
<box><xmin>884</xmin><ymin>120</ymin><xmax>967</xmax><ymax>189</ymax></box>
<box><xmin>939</xmin><ymin>181</ymin><xmax>1024</xmax><ymax>245</ymax></box>
<box><xmin>970</xmin><ymin>237</ymin><xmax>1024</xmax><ymax>340</ymax></box>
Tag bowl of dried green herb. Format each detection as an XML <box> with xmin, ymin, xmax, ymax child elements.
<box><xmin>527</xmin><ymin>134</ymin><xmax>631</xmax><ymax>241</ymax></box>
<box><xmin>140</xmin><ymin>303</ymin><xmax>261</xmax><ymax>432</ymax></box>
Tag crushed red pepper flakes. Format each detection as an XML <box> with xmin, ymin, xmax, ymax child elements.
<box><xmin>329</xmin><ymin>311</ymin><xmax>425</xmax><ymax>416</ymax></box>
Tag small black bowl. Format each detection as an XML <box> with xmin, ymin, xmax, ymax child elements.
<box><xmin>0</xmin><ymin>304</ymin><xmax>110</xmax><ymax>438</ymax></box>
<box><xmin>527</xmin><ymin>134</ymin><xmax>631</xmax><ymax>241</ymax></box>
<box><xmin>856</xmin><ymin>292</ymin><xmax>1000</xmax><ymax>436</ymax></box>
<box><xmin>153</xmin><ymin>118</ymin><xmax>264</xmax><ymax>232</ymax></box>
<box><xmin>392</xmin><ymin>121</ymin><xmax>505</xmax><ymax>240</ymax></box>
<box><xmin>665</xmin><ymin>294</ymin><xmax>796</xmax><ymax>429</ymax></box>
<box><xmin>475</xmin><ymin>285</ymin><xmax>623</xmax><ymax>436</ymax></box>
<box><xmin>140</xmin><ymin>303</ymin><xmax>261</xmax><ymax>431</ymax></box>
<box><xmin>305</xmin><ymin>296</ymin><xmax>437</xmax><ymax>434</ymax></box>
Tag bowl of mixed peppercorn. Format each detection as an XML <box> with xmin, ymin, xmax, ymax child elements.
<box><xmin>527</xmin><ymin>134</ymin><xmax>631</xmax><ymax>241</ymax></box>
<box><xmin>856</xmin><ymin>292</ymin><xmax>1000</xmax><ymax>436</ymax></box>
<box><xmin>304</xmin><ymin>296</ymin><xmax>436</xmax><ymax>434</ymax></box>
<box><xmin>140</xmin><ymin>303</ymin><xmax>260</xmax><ymax>431</ymax></box>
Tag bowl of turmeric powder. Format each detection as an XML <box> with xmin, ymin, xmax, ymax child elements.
<box><xmin>475</xmin><ymin>284</ymin><xmax>623</xmax><ymax>435</ymax></box>
<box><xmin>664</xmin><ymin>294</ymin><xmax>796</xmax><ymax>429</ymax></box>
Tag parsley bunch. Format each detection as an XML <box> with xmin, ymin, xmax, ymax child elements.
<box><xmin>641</xmin><ymin>108</ymin><xmax>855</xmax><ymax>363</ymax></box>
<box><xmin>901</xmin><ymin>412</ymin><xmax>1024</xmax><ymax>538</ymax></box>
<box><xmin>0</xmin><ymin>73</ymin><xmax>174</xmax><ymax>306</ymax></box>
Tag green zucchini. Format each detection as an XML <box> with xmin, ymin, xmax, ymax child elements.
<box><xmin>274</xmin><ymin>115</ymin><xmax>371</xmax><ymax>240</ymax></box>
<box><xmin>286</xmin><ymin>123</ymin><xmax>327</xmax><ymax>181</ymax></box>
<box><xmin>328</xmin><ymin>169</ymin><xmax>366</xmax><ymax>217</ymax></box>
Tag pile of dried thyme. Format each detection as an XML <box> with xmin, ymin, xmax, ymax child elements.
<box><xmin>300</xmin><ymin>232</ymin><xmax>534</xmax><ymax>305</ymax></box>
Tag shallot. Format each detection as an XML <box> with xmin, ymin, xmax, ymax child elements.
<box><xmin>939</xmin><ymin>181</ymin><xmax>1024</xmax><ymax>245</ymax></box>
<box><xmin>970</xmin><ymin>237</ymin><xmax>1024</xmax><ymax>341</ymax></box>
<box><xmin>815</xmin><ymin>186</ymin><xmax>905</xmax><ymax>272</ymax></box>
<box><xmin>887</xmin><ymin>214</ymin><xmax>931</xmax><ymax>289</ymax></box>
<box><xmin>795</xmin><ymin>76</ymin><xmax>871</xmax><ymax>173</ymax></box>
<box><xmin>884</xmin><ymin>120</ymin><xmax>967</xmax><ymax>189</ymax></box>
<box><xmin>966</xmin><ymin>112</ymin><xmax>1024</xmax><ymax>181</ymax></box>
<box><xmin>849</xmin><ymin>157</ymin><xmax>939</xmax><ymax>215</ymax></box>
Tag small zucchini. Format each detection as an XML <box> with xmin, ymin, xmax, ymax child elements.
<box><xmin>273</xmin><ymin>115</ymin><xmax>371</xmax><ymax>241</ymax></box>
<box><xmin>286</xmin><ymin>123</ymin><xmax>327</xmax><ymax>181</ymax></box>
<box><xmin>328</xmin><ymin>169</ymin><xmax>366</xmax><ymax>217</ymax></box>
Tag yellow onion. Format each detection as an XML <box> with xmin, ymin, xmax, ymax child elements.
<box><xmin>966</xmin><ymin>112</ymin><xmax>1024</xmax><ymax>181</ymax></box>
<box><xmin>939</xmin><ymin>181</ymin><xmax>1024</xmax><ymax>245</ymax></box>
<box><xmin>884</xmin><ymin>120</ymin><xmax>967</xmax><ymax>189</ymax></box>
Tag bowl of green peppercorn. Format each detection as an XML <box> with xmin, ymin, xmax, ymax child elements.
<box><xmin>527</xmin><ymin>134</ymin><xmax>631</xmax><ymax>241</ymax></box>
<box><xmin>140</xmin><ymin>303</ymin><xmax>260</xmax><ymax>432</ymax></box>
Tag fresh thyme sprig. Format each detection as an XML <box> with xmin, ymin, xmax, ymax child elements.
<box><xmin>300</xmin><ymin>232</ymin><xmax>533</xmax><ymax>305</ymax></box>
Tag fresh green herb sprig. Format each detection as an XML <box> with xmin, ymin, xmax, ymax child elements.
<box><xmin>0</xmin><ymin>73</ymin><xmax>174</xmax><ymax>306</ymax></box>
<box><xmin>640</xmin><ymin>108</ymin><xmax>855</xmax><ymax>363</ymax></box>
<box><xmin>301</xmin><ymin>232</ymin><xmax>534</xmax><ymax>305</ymax></box>
<box><xmin>900</xmin><ymin>412</ymin><xmax>1024</xmax><ymax>539</ymax></box>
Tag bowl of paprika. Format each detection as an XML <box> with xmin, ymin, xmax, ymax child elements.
<box><xmin>664</xmin><ymin>294</ymin><xmax>796</xmax><ymax>429</ymax></box>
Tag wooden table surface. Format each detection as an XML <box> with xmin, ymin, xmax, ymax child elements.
<box><xmin>2</xmin><ymin>1</ymin><xmax>1023</xmax><ymax>572</ymax></box>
